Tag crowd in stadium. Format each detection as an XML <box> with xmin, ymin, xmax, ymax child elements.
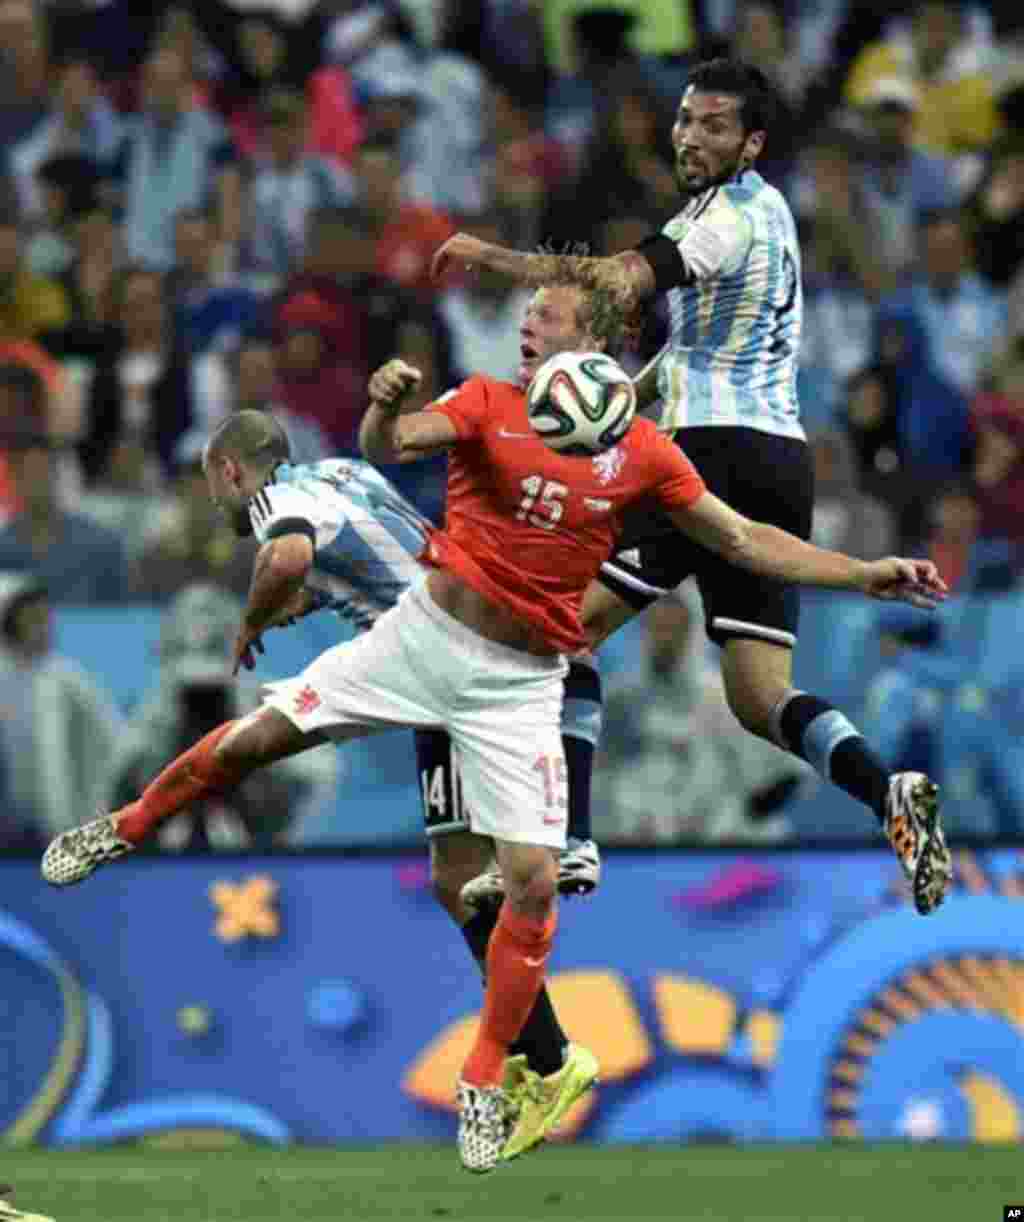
<box><xmin>0</xmin><ymin>0</ymin><xmax>1022</xmax><ymax>851</ymax></box>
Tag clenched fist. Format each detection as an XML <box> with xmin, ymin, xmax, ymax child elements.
<box><xmin>369</xmin><ymin>359</ymin><xmax>423</xmax><ymax>413</ymax></box>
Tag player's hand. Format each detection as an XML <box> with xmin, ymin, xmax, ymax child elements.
<box><xmin>232</xmin><ymin>623</ymin><xmax>265</xmax><ymax>675</ymax></box>
<box><xmin>859</xmin><ymin>558</ymin><xmax>948</xmax><ymax>609</ymax></box>
<box><xmin>431</xmin><ymin>232</ymin><xmax>491</xmax><ymax>282</ymax></box>
<box><xmin>368</xmin><ymin>359</ymin><xmax>422</xmax><ymax>411</ymax></box>
<box><xmin>266</xmin><ymin>587</ymin><xmax>316</xmax><ymax>629</ymax></box>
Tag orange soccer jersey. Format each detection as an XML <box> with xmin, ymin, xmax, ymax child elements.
<box><xmin>423</xmin><ymin>375</ymin><xmax>706</xmax><ymax>653</ymax></box>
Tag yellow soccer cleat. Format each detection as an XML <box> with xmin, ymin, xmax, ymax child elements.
<box><xmin>502</xmin><ymin>1043</ymin><xmax>599</xmax><ymax>1161</ymax></box>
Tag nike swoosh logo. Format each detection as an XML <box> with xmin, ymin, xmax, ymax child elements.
<box><xmin>523</xmin><ymin>955</ymin><xmax>547</xmax><ymax>967</ymax></box>
<box><xmin>497</xmin><ymin>427</ymin><xmax>535</xmax><ymax>440</ymax></box>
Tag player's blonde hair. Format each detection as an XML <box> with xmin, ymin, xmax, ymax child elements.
<box><xmin>538</xmin><ymin>245</ymin><xmax>642</xmax><ymax>356</ymax></box>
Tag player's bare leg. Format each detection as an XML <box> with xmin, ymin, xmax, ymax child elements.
<box><xmin>582</xmin><ymin>582</ymin><xmax>952</xmax><ymax>915</ymax></box>
<box><xmin>433</xmin><ymin>832</ymin><xmax>594</xmax><ymax>1159</ymax></box>
<box><xmin>41</xmin><ymin>709</ymin><xmax>338</xmax><ymax>886</ymax></box>
<box><xmin>722</xmin><ymin>637</ymin><xmax>951</xmax><ymax>913</ymax></box>
<box><xmin>456</xmin><ymin>840</ymin><xmax>557</xmax><ymax>1172</ymax></box>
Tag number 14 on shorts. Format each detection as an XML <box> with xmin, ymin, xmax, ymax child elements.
<box><xmin>533</xmin><ymin>753</ymin><xmax>567</xmax><ymax>824</ymax></box>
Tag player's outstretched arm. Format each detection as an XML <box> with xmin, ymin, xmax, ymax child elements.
<box><xmin>360</xmin><ymin>359</ymin><xmax>459</xmax><ymax>464</ymax></box>
<box><xmin>669</xmin><ymin>494</ymin><xmax>948</xmax><ymax>608</ymax></box>
<box><xmin>430</xmin><ymin>232</ymin><xmax>657</xmax><ymax>301</ymax></box>
<box><xmin>234</xmin><ymin>533</ymin><xmax>315</xmax><ymax>673</ymax></box>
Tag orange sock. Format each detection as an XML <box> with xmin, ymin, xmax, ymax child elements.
<box><xmin>462</xmin><ymin>902</ymin><xmax>557</xmax><ymax>1088</ymax></box>
<box><xmin>116</xmin><ymin>721</ymin><xmax>241</xmax><ymax>844</ymax></box>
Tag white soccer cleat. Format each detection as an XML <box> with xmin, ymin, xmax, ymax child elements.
<box><xmin>456</xmin><ymin>1081</ymin><xmax>512</xmax><ymax>1173</ymax></box>
<box><xmin>460</xmin><ymin>838</ymin><xmax>602</xmax><ymax>912</ymax></box>
<box><xmin>883</xmin><ymin>773</ymin><xmax>952</xmax><ymax>915</ymax></box>
<box><xmin>0</xmin><ymin>1186</ymin><xmax>55</xmax><ymax>1221</ymax></box>
<box><xmin>41</xmin><ymin>814</ymin><xmax>134</xmax><ymax>887</ymax></box>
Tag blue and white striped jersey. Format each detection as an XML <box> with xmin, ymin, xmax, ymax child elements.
<box><xmin>247</xmin><ymin>459</ymin><xmax>431</xmax><ymax>631</ymax></box>
<box><xmin>656</xmin><ymin>171</ymin><xmax>804</xmax><ymax>440</ymax></box>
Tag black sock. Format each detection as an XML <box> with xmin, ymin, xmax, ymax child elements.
<box><xmin>460</xmin><ymin>907</ymin><xmax>567</xmax><ymax>1077</ymax></box>
<box><xmin>776</xmin><ymin>691</ymin><xmax>889</xmax><ymax>824</ymax></box>
<box><xmin>562</xmin><ymin>658</ymin><xmax>602</xmax><ymax>843</ymax></box>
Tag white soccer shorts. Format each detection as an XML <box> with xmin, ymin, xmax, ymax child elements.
<box><xmin>262</xmin><ymin>581</ymin><xmax>570</xmax><ymax>848</ymax></box>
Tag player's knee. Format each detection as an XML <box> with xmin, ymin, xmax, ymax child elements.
<box><xmin>722</xmin><ymin>678</ymin><xmax>784</xmax><ymax>740</ymax></box>
<box><xmin>721</xmin><ymin>648</ymin><xmax>792</xmax><ymax>739</ymax></box>
<box><xmin>213</xmin><ymin>712</ymin><xmax>273</xmax><ymax>772</ymax></box>
<box><xmin>501</xmin><ymin>848</ymin><xmax>557</xmax><ymax>917</ymax></box>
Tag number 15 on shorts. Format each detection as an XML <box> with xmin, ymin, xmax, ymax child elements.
<box><xmin>534</xmin><ymin>753</ymin><xmax>567</xmax><ymax>825</ymax></box>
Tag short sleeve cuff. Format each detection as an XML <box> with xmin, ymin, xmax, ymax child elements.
<box><xmin>265</xmin><ymin>518</ymin><xmax>316</xmax><ymax>545</ymax></box>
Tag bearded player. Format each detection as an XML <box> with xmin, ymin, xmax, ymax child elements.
<box><xmin>433</xmin><ymin>57</ymin><xmax>954</xmax><ymax>917</ymax></box>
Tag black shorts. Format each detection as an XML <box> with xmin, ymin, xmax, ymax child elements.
<box><xmin>599</xmin><ymin>426</ymin><xmax>814</xmax><ymax>648</ymax></box>
<box><xmin>414</xmin><ymin>728</ymin><xmax>470</xmax><ymax>838</ymax></box>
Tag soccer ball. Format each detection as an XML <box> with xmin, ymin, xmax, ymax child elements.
<box><xmin>526</xmin><ymin>351</ymin><xmax>637</xmax><ymax>455</ymax></box>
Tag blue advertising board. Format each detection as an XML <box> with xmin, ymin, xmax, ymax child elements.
<box><xmin>1</xmin><ymin>849</ymin><xmax>1021</xmax><ymax>1146</ymax></box>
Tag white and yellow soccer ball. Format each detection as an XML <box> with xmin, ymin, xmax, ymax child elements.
<box><xmin>526</xmin><ymin>351</ymin><xmax>637</xmax><ymax>455</ymax></box>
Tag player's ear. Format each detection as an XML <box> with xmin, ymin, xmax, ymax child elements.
<box><xmin>742</xmin><ymin>129</ymin><xmax>765</xmax><ymax>167</ymax></box>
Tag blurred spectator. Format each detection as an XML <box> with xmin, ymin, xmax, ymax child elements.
<box><xmin>541</xmin><ymin>67</ymin><xmax>675</xmax><ymax>249</ymax></box>
<box><xmin>962</xmin><ymin>139</ymin><xmax>1024</xmax><ymax>288</ymax></box>
<box><xmin>329</xmin><ymin>2</ymin><xmax>488</xmax><ymax>214</ymax></box>
<box><xmin>808</xmin><ymin>428</ymin><xmax>896</xmax><ymax>559</ymax></box>
<box><xmin>800</xmin><ymin>221</ymin><xmax>876</xmax><ymax>431</ymax></box>
<box><xmin>477</xmin><ymin>0</ymin><xmax>547</xmax><ymax>101</ymax></box>
<box><xmin>0</xmin><ymin>215</ymin><xmax>70</xmax><ymax>340</ymax></box>
<box><xmin>539</xmin><ymin>1</ymin><xmax>693</xmax><ymax>81</ymax></box>
<box><xmin>37</xmin><ymin>208</ymin><xmax>120</xmax><ymax>369</ymax></box>
<box><xmin>24</xmin><ymin>153</ymin><xmax>104</xmax><ymax>280</ymax></box>
<box><xmin>108</xmin><ymin>583</ymin><xmax>333</xmax><ymax>851</ymax></box>
<box><xmin>170</xmin><ymin>207</ymin><xmax>263</xmax><ymax>356</ymax></box>
<box><xmin>78</xmin><ymin>265</ymin><xmax>193</xmax><ymax>488</ymax></box>
<box><xmin>0</xmin><ymin>572</ymin><xmax>121</xmax><ymax>845</ymax></box>
<box><xmin>246</xmin><ymin>89</ymin><xmax>355</xmax><ymax>290</ymax></box>
<box><xmin>970</xmin><ymin>335</ymin><xmax>1024</xmax><ymax>556</ymax></box>
<box><xmin>843</xmin><ymin>365</ymin><xmax>909</xmax><ymax>513</ymax></box>
<box><xmin>919</xmin><ymin>482</ymin><xmax>982</xmax><ymax>590</ymax></box>
<box><xmin>232</xmin><ymin>335</ymin><xmax>330</xmax><ymax>464</ymax></box>
<box><xmin>352</xmin><ymin>134</ymin><xmax>455</xmax><ymax>302</ymax></box>
<box><xmin>0</xmin><ymin>358</ymin><xmax>47</xmax><ymax>519</ymax></box>
<box><xmin>185</xmin><ymin>0</ymin><xmax>361</xmax><ymax>165</ymax></box>
<box><xmin>731</xmin><ymin>0</ymin><xmax>809</xmax><ymax>113</ymax></box>
<box><xmin>490</xmin><ymin>79</ymin><xmax>568</xmax><ymax>248</ymax></box>
<box><xmin>0</xmin><ymin>0</ymin><xmax>49</xmax><ymax>148</ymax></box>
<box><xmin>802</xmin><ymin>127</ymin><xmax>895</xmax><ymax>303</ymax></box>
<box><xmin>128</xmin><ymin>432</ymin><xmax>255</xmax><ymax>603</ymax></box>
<box><xmin>726</xmin><ymin>0</ymin><xmax>804</xmax><ymax>184</ymax></box>
<box><xmin>407</xmin><ymin>38</ymin><xmax>490</xmax><ymax>217</ymax></box>
<box><xmin>844</xmin><ymin>0</ymin><xmax>1000</xmax><ymax>160</ymax></box>
<box><xmin>439</xmin><ymin>214</ymin><xmax>532</xmax><ymax>383</ymax></box>
<box><xmin>273</xmin><ymin>204</ymin><xmax>450</xmax><ymax>456</ymax></box>
<box><xmin>595</xmin><ymin>592</ymin><xmax>803</xmax><ymax>844</ymax></box>
<box><xmin>0</xmin><ymin>429</ymin><xmax>127</xmax><ymax>602</ymax></box>
<box><xmin>876</xmin><ymin>211</ymin><xmax>1007</xmax><ymax>479</ymax></box>
<box><xmin>545</xmin><ymin>9</ymin><xmax>644</xmax><ymax>170</ymax></box>
<box><xmin>851</xmin><ymin>77</ymin><xmax>958</xmax><ymax>275</ymax></box>
<box><xmin>115</xmin><ymin>45</ymin><xmax>241</xmax><ymax>272</ymax></box>
<box><xmin>6</xmin><ymin>53</ymin><xmax>120</xmax><ymax>227</ymax></box>
<box><xmin>44</xmin><ymin>1</ymin><xmax>166</xmax><ymax>89</ymax></box>
<box><xmin>274</xmin><ymin>206</ymin><xmax>373</xmax><ymax>453</ymax></box>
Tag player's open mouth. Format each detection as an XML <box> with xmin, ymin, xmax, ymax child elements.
<box><xmin>520</xmin><ymin>343</ymin><xmax>539</xmax><ymax>361</ymax></box>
